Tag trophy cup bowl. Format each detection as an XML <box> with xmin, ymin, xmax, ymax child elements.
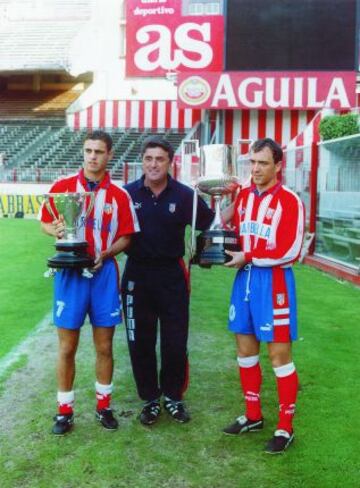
<box><xmin>43</xmin><ymin>192</ymin><xmax>95</xmax><ymax>270</ymax></box>
<box><xmin>192</xmin><ymin>144</ymin><xmax>241</xmax><ymax>267</ymax></box>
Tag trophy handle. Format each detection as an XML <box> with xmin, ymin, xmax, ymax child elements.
<box><xmin>43</xmin><ymin>194</ymin><xmax>58</xmax><ymax>221</ymax></box>
<box><xmin>83</xmin><ymin>192</ymin><xmax>95</xmax><ymax>219</ymax></box>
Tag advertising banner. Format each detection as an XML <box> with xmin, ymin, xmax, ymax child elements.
<box><xmin>0</xmin><ymin>194</ymin><xmax>43</xmax><ymax>216</ymax></box>
<box><xmin>126</xmin><ymin>0</ymin><xmax>224</xmax><ymax>77</ymax></box>
<box><xmin>177</xmin><ymin>72</ymin><xmax>357</xmax><ymax>110</ymax></box>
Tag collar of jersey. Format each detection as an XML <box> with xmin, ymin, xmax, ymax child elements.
<box><xmin>137</xmin><ymin>173</ymin><xmax>174</xmax><ymax>192</ymax></box>
<box><xmin>251</xmin><ymin>181</ymin><xmax>282</xmax><ymax>197</ymax></box>
<box><xmin>78</xmin><ymin>169</ymin><xmax>111</xmax><ymax>191</ymax></box>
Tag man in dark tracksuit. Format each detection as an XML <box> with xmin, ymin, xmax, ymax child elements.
<box><xmin>122</xmin><ymin>135</ymin><xmax>214</xmax><ymax>425</ymax></box>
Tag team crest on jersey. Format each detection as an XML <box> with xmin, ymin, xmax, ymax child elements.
<box><xmin>276</xmin><ymin>293</ymin><xmax>285</xmax><ymax>306</ymax></box>
<box><xmin>128</xmin><ymin>281</ymin><xmax>135</xmax><ymax>291</ymax></box>
<box><xmin>169</xmin><ymin>203</ymin><xmax>176</xmax><ymax>213</ymax></box>
<box><xmin>103</xmin><ymin>203</ymin><xmax>113</xmax><ymax>214</ymax></box>
<box><xmin>266</xmin><ymin>208</ymin><xmax>275</xmax><ymax>219</ymax></box>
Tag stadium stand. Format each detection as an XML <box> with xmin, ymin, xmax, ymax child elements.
<box><xmin>0</xmin><ymin>122</ymin><xmax>188</xmax><ymax>182</ymax></box>
<box><xmin>0</xmin><ymin>0</ymin><xmax>189</xmax><ymax>183</ymax></box>
<box><xmin>0</xmin><ymin>89</ymin><xmax>82</xmax><ymax>119</ymax></box>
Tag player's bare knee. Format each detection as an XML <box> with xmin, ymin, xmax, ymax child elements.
<box><xmin>58</xmin><ymin>343</ymin><xmax>77</xmax><ymax>360</ymax></box>
<box><xmin>267</xmin><ymin>343</ymin><xmax>292</xmax><ymax>367</ymax></box>
<box><xmin>236</xmin><ymin>334</ymin><xmax>260</xmax><ymax>358</ymax></box>
<box><xmin>95</xmin><ymin>342</ymin><xmax>113</xmax><ymax>359</ymax></box>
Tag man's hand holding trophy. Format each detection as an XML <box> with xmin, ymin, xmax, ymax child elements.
<box><xmin>189</xmin><ymin>143</ymin><xmax>250</xmax><ymax>268</ymax></box>
<box><xmin>43</xmin><ymin>192</ymin><xmax>95</xmax><ymax>277</ymax></box>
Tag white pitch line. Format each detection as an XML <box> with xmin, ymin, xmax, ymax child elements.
<box><xmin>0</xmin><ymin>312</ymin><xmax>52</xmax><ymax>377</ymax></box>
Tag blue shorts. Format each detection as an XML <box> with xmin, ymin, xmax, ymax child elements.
<box><xmin>228</xmin><ymin>265</ymin><xmax>298</xmax><ymax>342</ymax></box>
<box><xmin>53</xmin><ymin>258</ymin><xmax>121</xmax><ymax>329</ymax></box>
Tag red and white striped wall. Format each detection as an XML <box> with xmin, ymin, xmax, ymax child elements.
<box><xmin>283</xmin><ymin>107</ymin><xmax>352</xmax><ymax>149</ymax></box>
<box><xmin>224</xmin><ymin>109</ymin><xmax>319</xmax><ymax>151</ymax></box>
<box><xmin>67</xmin><ymin>100</ymin><xmax>335</xmax><ymax>149</ymax></box>
<box><xmin>67</xmin><ymin>100</ymin><xmax>201</xmax><ymax>131</ymax></box>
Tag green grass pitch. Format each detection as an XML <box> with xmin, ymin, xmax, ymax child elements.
<box><xmin>0</xmin><ymin>218</ymin><xmax>359</xmax><ymax>487</ymax></box>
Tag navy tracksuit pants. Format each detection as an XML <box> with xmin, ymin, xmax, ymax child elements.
<box><xmin>121</xmin><ymin>258</ymin><xmax>189</xmax><ymax>402</ymax></box>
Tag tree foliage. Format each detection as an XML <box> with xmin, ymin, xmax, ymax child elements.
<box><xmin>319</xmin><ymin>113</ymin><xmax>359</xmax><ymax>141</ymax></box>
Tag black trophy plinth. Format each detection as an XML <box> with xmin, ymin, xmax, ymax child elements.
<box><xmin>192</xmin><ymin>229</ymin><xmax>240</xmax><ymax>268</ymax></box>
<box><xmin>48</xmin><ymin>241</ymin><xmax>94</xmax><ymax>269</ymax></box>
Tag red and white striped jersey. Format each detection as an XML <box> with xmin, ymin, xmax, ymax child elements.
<box><xmin>40</xmin><ymin>169</ymin><xmax>139</xmax><ymax>257</ymax></box>
<box><xmin>233</xmin><ymin>182</ymin><xmax>305</xmax><ymax>267</ymax></box>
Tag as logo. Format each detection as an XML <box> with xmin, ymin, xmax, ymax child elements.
<box><xmin>276</xmin><ymin>293</ymin><xmax>285</xmax><ymax>306</ymax></box>
<box><xmin>169</xmin><ymin>203</ymin><xmax>176</xmax><ymax>213</ymax></box>
<box><xmin>134</xmin><ymin>23</ymin><xmax>213</xmax><ymax>72</ymax></box>
<box><xmin>126</xmin><ymin>15</ymin><xmax>224</xmax><ymax>77</ymax></box>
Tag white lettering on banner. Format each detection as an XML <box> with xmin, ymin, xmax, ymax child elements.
<box><xmin>134</xmin><ymin>23</ymin><xmax>214</xmax><ymax>72</ymax></box>
<box><xmin>307</xmin><ymin>78</ymin><xmax>324</xmax><ymax>108</ymax></box>
<box><xmin>141</xmin><ymin>0</ymin><xmax>167</xmax><ymax>3</ymax></box>
<box><xmin>293</xmin><ymin>78</ymin><xmax>303</xmax><ymax>107</ymax></box>
<box><xmin>266</xmin><ymin>78</ymin><xmax>290</xmax><ymax>108</ymax></box>
<box><xmin>325</xmin><ymin>78</ymin><xmax>351</xmax><ymax>107</ymax></box>
<box><xmin>134</xmin><ymin>6</ymin><xmax>174</xmax><ymax>17</ymax></box>
<box><xmin>178</xmin><ymin>72</ymin><xmax>354</xmax><ymax>109</ymax></box>
<box><xmin>238</xmin><ymin>77</ymin><xmax>263</xmax><ymax>108</ymax></box>
<box><xmin>212</xmin><ymin>74</ymin><xmax>237</xmax><ymax>106</ymax></box>
<box><xmin>174</xmin><ymin>23</ymin><xmax>213</xmax><ymax>69</ymax></box>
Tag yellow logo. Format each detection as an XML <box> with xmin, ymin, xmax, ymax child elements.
<box><xmin>178</xmin><ymin>76</ymin><xmax>211</xmax><ymax>106</ymax></box>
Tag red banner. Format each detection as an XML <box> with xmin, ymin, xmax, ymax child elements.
<box><xmin>126</xmin><ymin>0</ymin><xmax>224</xmax><ymax>77</ymax></box>
<box><xmin>177</xmin><ymin>72</ymin><xmax>357</xmax><ymax>110</ymax></box>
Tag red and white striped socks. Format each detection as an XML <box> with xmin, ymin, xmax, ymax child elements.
<box><xmin>273</xmin><ymin>362</ymin><xmax>298</xmax><ymax>434</ymax></box>
<box><xmin>57</xmin><ymin>390</ymin><xmax>74</xmax><ymax>415</ymax></box>
<box><xmin>95</xmin><ymin>382</ymin><xmax>113</xmax><ymax>411</ymax></box>
<box><xmin>238</xmin><ymin>355</ymin><xmax>262</xmax><ymax>421</ymax></box>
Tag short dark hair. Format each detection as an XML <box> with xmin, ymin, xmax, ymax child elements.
<box><xmin>140</xmin><ymin>135</ymin><xmax>174</xmax><ymax>161</ymax></box>
<box><xmin>84</xmin><ymin>130</ymin><xmax>113</xmax><ymax>152</ymax></box>
<box><xmin>251</xmin><ymin>138</ymin><xmax>283</xmax><ymax>164</ymax></box>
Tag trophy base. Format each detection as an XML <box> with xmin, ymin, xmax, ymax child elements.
<box><xmin>48</xmin><ymin>241</ymin><xmax>94</xmax><ymax>269</ymax></box>
<box><xmin>192</xmin><ymin>229</ymin><xmax>240</xmax><ymax>268</ymax></box>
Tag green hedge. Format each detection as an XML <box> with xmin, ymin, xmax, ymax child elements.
<box><xmin>319</xmin><ymin>113</ymin><xmax>359</xmax><ymax>141</ymax></box>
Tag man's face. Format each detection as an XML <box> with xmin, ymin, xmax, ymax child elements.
<box><xmin>142</xmin><ymin>146</ymin><xmax>171</xmax><ymax>186</ymax></box>
<box><xmin>250</xmin><ymin>146</ymin><xmax>281</xmax><ymax>192</ymax></box>
<box><xmin>83</xmin><ymin>139</ymin><xmax>113</xmax><ymax>180</ymax></box>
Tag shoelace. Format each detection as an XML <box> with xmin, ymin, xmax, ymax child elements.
<box><xmin>54</xmin><ymin>414</ymin><xmax>72</xmax><ymax>423</ymax></box>
<box><xmin>165</xmin><ymin>401</ymin><xmax>183</xmax><ymax>414</ymax></box>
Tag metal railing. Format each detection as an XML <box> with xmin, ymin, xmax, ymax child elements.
<box><xmin>284</xmin><ymin>137</ymin><xmax>360</xmax><ymax>270</ymax></box>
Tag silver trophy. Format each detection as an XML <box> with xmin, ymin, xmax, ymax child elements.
<box><xmin>43</xmin><ymin>192</ymin><xmax>95</xmax><ymax>273</ymax></box>
<box><xmin>190</xmin><ymin>144</ymin><xmax>241</xmax><ymax>267</ymax></box>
